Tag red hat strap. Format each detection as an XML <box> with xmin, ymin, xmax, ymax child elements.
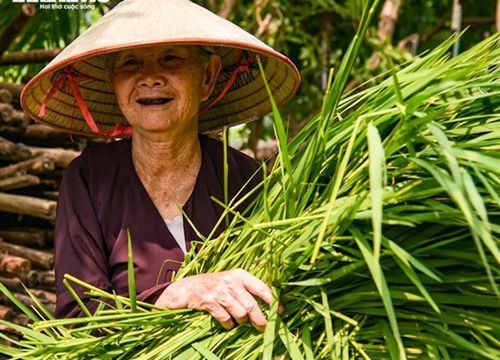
<box><xmin>199</xmin><ymin>49</ymin><xmax>259</xmax><ymax>116</ymax></box>
<box><xmin>39</xmin><ymin>65</ymin><xmax>133</xmax><ymax>137</ymax></box>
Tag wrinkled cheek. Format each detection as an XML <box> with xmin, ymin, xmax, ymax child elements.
<box><xmin>114</xmin><ymin>93</ymin><xmax>137</xmax><ymax>123</ymax></box>
<box><xmin>118</xmin><ymin>104</ymin><xmax>136</xmax><ymax>124</ymax></box>
<box><xmin>184</xmin><ymin>89</ymin><xmax>202</xmax><ymax>114</ymax></box>
<box><xmin>113</xmin><ymin>80</ymin><xmax>136</xmax><ymax>114</ymax></box>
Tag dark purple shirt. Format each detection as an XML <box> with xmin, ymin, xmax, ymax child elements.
<box><xmin>54</xmin><ymin>134</ymin><xmax>262</xmax><ymax>318</ymax></box>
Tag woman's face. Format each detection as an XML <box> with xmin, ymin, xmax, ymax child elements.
<box><xmin>110</xmin><ymin>45</ymin><xmax>221</xmax><ymax>136</ymax></box>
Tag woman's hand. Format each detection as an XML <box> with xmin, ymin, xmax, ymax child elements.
<box><xmin>155</xmin><ymin>269</ymin><xmax>278</xmax><ymax>331</ymax></box>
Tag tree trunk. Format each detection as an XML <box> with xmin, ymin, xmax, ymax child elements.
<box><xmin>0</xmin><ymin>254</ymin><xmax>31</xmax><ymax>279</ymax></box>
<box><xmin>451</xmin><ymin>0</ymin><xmax>462</xmax><ymax>57</ymax></box>
<box><xmin>0</xmin><ymin>323</ymin><xmax>21</xmax><ymax>338</ymax></box>
<box><xmin>0</xmin><ymin>82</ymin><xmax>24</xmax><ymax>104</ymax></box>
<box><xmin>248</xmin><ymin>118</ymin><xmax>263</xmax><ymax>157</ymax></box>
<box><xmin>0</xmin><ymin>192</ymin><xmax>57</xmax><ymax>221</ymax></box>
<box><xmin>0</xmin><ymin>124</ymin><xmax>78</xmax><ymax>149</ymax></box>
<box><xmin>0</xmin><ymin>228</ymin><xmax>48</xmax><ymax>249</ymax></box>
<box><xmin>0</xmin><ymin>4</ymin><xmax>36</xmax><ymax>57</ymax></box>
<box><xmin>13</xmin><ymin>313</ymin><xmax>30</xmax><ymax>326</ymax></box>
<box><xmin>369</xmin><ymin>0</ymin><xmax>402</xmax><ymax>70</ymax></box>
<box><xmin>29</xmin><ymin>289</ymin><xmax>56</xmax><ymax>304</ymax></box>
<box><xmin>0</xmin><ymin>89</ymin><xmax>13</xmax><ymax>104</ymax></box>
<box><xmin>0</xmin><ymin>241</ymin><xmax>54</xmax><ymax>270</ymax></box>
<box><xmin>0</xmin><ymin>305</ymin><xmax>14</xmax><ymax>322</ymax></box>
<box><xmin>377</xmin><ymin>0</ymin><xmax>402</xmax><ymax>41</ymax></box>
<box><xmin>0</xmin><ymin>103</ymin><xmax>13</xmax><ymax>122</ymax></box>
<box><xmin>0</xmin><ymin>103</ymin><xmax>30</xmax><ymax>125</ymax></box>
<box><xmin>29</xmin><ymin>146</ymin><xmax>80</xmax><ymax>168</ymax></box>
<box><xmin>0</xmin><ymin>275</ymin><xmax>25</xmax><ymax>293</ymax></box>
<box><xmin>0</xmin><ymin>174</ymin><xmax>40</xmax><ymax>191</ymax></box>
<box><xmin>0</xmin><ymin>157</ymin><xmax>55</xmax><ymax>179</ymax></box>
<box><xmin>497</xmin><ymin>0</ymin><xmax>500</xmax><ymax>31</ymax></box>
<box><xmin>218</xmin><ymin>0</ymin><xmax>237</xmax><ymax>19</ymax></box>
<box><xmin>0</xmin><ymin>48</ymin><xmax>62</xmax><ymax>66</ymax></box>
<box><xmin>38</xmin><ymin>270</ymin><xmax>55</xmax><ymax>288</ymax></box>
<box><xmin>0</xmin><ymin>136</ymin><xmax>33</xmax><ymax>162</ymax></box>
<box><xmin>0</xmin><ymin>136</ymin><xmax>80</xmax><ymax>167</ymax></box>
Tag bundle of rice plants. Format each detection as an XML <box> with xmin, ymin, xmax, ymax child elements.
<box><xmin>0</xmin><ymin>2</ymin><xmax>498</xmax><ymax>358</ymax></box>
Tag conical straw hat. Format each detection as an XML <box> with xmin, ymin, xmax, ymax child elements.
<box><xmin>20</xmin><ymin>0</ymin><xmax>300</xmax><ymax>137</ymax></box>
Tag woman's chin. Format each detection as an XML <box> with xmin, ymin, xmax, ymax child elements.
<box><xmin>132</xmin><ymin>119</ymin><xmax>195</xmax><ymax>137</ymax></box>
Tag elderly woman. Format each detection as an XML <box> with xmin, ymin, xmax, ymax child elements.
<box><xmin>20</xmin><ymin>0</ymin><xmax>299</xmax><ymax>331</ymax></box>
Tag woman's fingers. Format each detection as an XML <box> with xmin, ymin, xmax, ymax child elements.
<box><xmin>220</xmin><ymin>295</ymin><xmax>248</xmax><ymax>325</ymax></box>
<box><xmin>235</xmin><ymin>269</ymin><xmax>285</xmax><ymax>314</ymax></box>
<box><xmin>231</xmin><ymin>284</ymin><xmax>267</xmax><ymax>331</ymax></box>
<box><xmin>235</xmin><ymin>269</ymin><xmax>273</xmax><ymax>305</ymax></box>
<box><xmin>155</xmin><ymin>269</ymin><xmax>281</xmax><ymax>331</ymax></box>
<box><xmin>207</xmin><ymin>302</ymin><xmax>235</xmax><ymax>330</ymax></box>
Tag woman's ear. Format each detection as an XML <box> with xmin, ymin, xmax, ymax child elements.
<box><xmin>200</xmin><ymin>55</ymin><xmax>222</xmax><ymax>101</ymax></box>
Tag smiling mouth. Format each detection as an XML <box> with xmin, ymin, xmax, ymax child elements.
<box><xmin>136</xmin><ymin>98</ymin><xmax>173</xmax><ymax>105</ymax></box>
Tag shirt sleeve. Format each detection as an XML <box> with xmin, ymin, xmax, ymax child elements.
<box><xmin>54</xmin><ymin>150</ymin><xmax>113</xmax><ymax>318</ymax></box>
<box><xmin>136</xmin><ymin>283</ymin><xmax>170</xmax><ymax>304</ymax></box>
<box><xmin>54</xmin><ymin>151</ymin><xmax>170</xmax><ymax>317</ymax></box>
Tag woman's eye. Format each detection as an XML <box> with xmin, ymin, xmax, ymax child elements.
<box><xmin>118</xmin><ymin>58</ymin><xmax>138</xmax><ymax>67</ymax></box>
<box><xmin>124</xmin><ymin>59</ymin><xmax>138</xmax><ymax>65</ymax></box>
<box><xmin>162</xmin><ymin>54</ymin><xmax>181</xmax><ymax>62</ymax></box>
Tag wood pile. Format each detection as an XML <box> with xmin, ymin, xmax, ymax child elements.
<box><xmin>0</xmin><ymin>81</ymin><xmax>107</xmax><ymax>343</ymax></box>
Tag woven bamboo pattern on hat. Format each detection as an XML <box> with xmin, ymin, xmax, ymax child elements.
<box><xmin>21</xmin><ymin>0</ymin><xmax>301</xmax><ymax>137</ymax></box>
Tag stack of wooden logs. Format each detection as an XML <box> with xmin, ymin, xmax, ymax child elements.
<box><xmin>0</xmin><ymin>81</ymin><xmax>107</xmax><ymax>343</ymax></box>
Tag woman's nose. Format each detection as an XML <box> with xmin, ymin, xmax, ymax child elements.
<box><xmin>137</xmin><ymin>68</ymin><xmax>165</xmax><ymax>88</ymax></box>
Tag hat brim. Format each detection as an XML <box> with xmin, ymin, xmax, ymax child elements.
<box><xmin>21</xmin><ymin>0</ymin><xmax>300</xmax><ymax>137</ymax></box>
